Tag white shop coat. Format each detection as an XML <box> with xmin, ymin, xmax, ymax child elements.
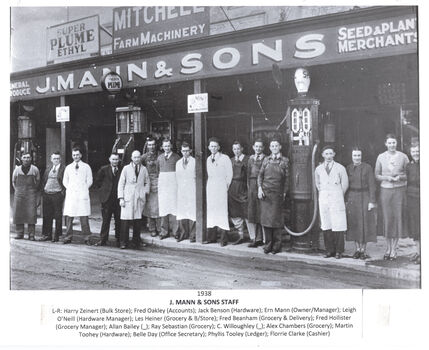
<box><xmin>315</xmin><ymin>161</ymin><xmax>349</xmax><ymax>231</ymax></box>
<box><xmin>176</xmin><ymin>156</ymin><xmax>196</xmax><ymax>221</ymax></box>
<box><xmin>63</xmin><ymin>161</ymin><xmax>93</xmax><ymax>217</ymax></box>
<box><xmin>206</xmin><ymin>152</ymin><xmax>233</xmax><ymax>230</ymax></box>
<box><xmin>118</xmin><ymin>163</ymin><xmax>150</xmax><ymax>220</ymax></box>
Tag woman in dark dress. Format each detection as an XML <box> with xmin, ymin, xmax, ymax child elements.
<box><xmin>345</xmin><ymin>148</ymin><xmax>377</xmax><ymax>260</ymax></box>
<box><xmin>407</xmin><ymin>143</ymin><xmax>420</xmax><ymax>264</ymax></box>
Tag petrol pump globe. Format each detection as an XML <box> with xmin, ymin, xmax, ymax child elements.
<box><xmin>294</xmin><ymin>67</ymin><xmax>311</xmax><ymax>95</ymax></box>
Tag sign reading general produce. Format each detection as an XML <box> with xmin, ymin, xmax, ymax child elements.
<box><xmin>113</xmin><ymin>6</ymin><xmax>209</xmax><ymax>53</ymax></box>
<box><xmin>47</xmin><ymin>15</ymin><xmax>100</xmax><ymax>65</ymax></box>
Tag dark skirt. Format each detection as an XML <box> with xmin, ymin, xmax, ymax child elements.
<box><xmin>247</xmin><ymin>178</ymin><xmax>261</xmax><ymax>224</ymax></box>
<box><xmin>260</xmin><ymin>191</ymin><xmax>284</xmax><ymax>228</ymax></box>
<box><xmin>379</xmin><ymin>187</ymin><xmax>408</xmax><ymax>239</ymax></box>
<box><xmin>346</xmin><ymin>190</ymin><xmax>377</xmax><ymax>243</ymax></box>
<box><xmin>407</xmin><ymin>194</ymin><xmax>420</xmax><ymax>241</ymax></box>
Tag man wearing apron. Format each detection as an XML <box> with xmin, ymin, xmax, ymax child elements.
<box><xmin>175</xmin><ymin>142</ymin><xmax>197</xmax><ymax>242</ymax></box>
<box><xmin>246</xmin><ymin>139</ymin><xmax>266</xmax><ymax>248</ymax></box>
<box><xmin>228</xmin><ymin>141</ymin><xmax>249</xmax><ymax>245</ymax></box>
<box><xmin>315</xmin><ymin>145</ymin><xmax>349</xmax><ymax>259</ymax></box>
<box><xmin>142</xmin><ymin>137</ymin><xmax>161</xmax><ymax>237</ymax></box>
<box><xmin>157</xmin><ymin>139</ymin><xmax>181</xmax><ymax>240</ymax></box>
<box><xmin>258</xmin><ymin>139</ymin><xmax>289</xmax><ymax>254</ymax></box>
<box><xmin>206</xmin><ymin>137</ymin><xmax>233</xmax><ymax>246</ymax></box>
<box><xmin>12</xmin><ymin>153</ymin><xmax>40</xmax><ymax>240</ymax></box>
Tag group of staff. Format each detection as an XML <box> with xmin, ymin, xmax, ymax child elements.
<box><xmin>11</xmin><ymin>133</ymin><xmax>420</xmax><ymax>263</ymax></box>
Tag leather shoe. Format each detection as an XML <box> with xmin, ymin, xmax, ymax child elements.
<box><xmin>232</xmin><ymin>238</ymin><xmax>244</xmax><ymax>245</ymax></box>
<box><xmin>220</xmin><ymin>241</ymin><xmax>227</xmax><ymax>247</ymax></box>
<box><xmin>202</xmin><ymin>240</ymin><xmax>216</xmax><ymax>244</ymax></box>
<box><xmin>38</xmin><ymin>236</ymin><xmax>51</xmax><ymax>242</ymax></box>
<box><xmin>94</xmin><ymin>241</ymin><xmax>106</xmax><ymax>247</ymax></box>
<box><xmin>14</xmin><ymin>235</ymin><xmax>24</xmax><ymax>240</ymax></box>
<box><xmin>62</xmin><ymin>239</ymin><xmax>72</xmax><ymax>244</ymax></box>
<box><xmin>159</xmin><ymin>235</ymin><xmax>168</xmax><ymax>240</ymax></box>
<box><xmin>272</xmin><ymin>250</ymin><xmax>280</xmax><ymax>255</ymax></box>
<box><xmin>120</xmin><ymin>245</ymin><xmax>126</xmax><ymax>249</ymax></box>
<box><xmin>190</xmin><ymin>239</ymin><xmax>196</xmax><ymax>243</ymax></box>
<box><xmin>28</xmin><ymin>236</ymin><xmax>35</xmax><ymax>241</ymax></box>
<box><xmin>150</xmin><ymin>232</ymin><xmax>158</xmax><ymax>237</ymax></box>
<box><xmin>263</xmin><ymin>249</ymin><xmax>271</xmax><ymax>254</ymax></box>
<box><xmin>52</xmin><ymin>238</ymin><xmax>59</xmax><ymax>243</ymax></box>
<box><xmin>335</xmin><ymin>253</ymin><xmax>342</xmax><ymax>259</ymax></box>
<box><xmin>352</xmin><ymin>251</ymin><xmax>361</xmax><ymax>259</ymax></box>
<box><xmin>324</xmin><ymin>252</ymin><xmax>335</xmax><ymax>258</ymax></box>
<box><xmin>248</xmin><ymin>240</ymin><xmax>263</xmax><ymax>248</ymax></box>
<box><xmin>360</xmin><ymin>253</ymin><xmax>370</xmax><ymax>260</ymax></box>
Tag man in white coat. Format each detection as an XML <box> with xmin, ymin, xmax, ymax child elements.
<box><xmin>62</xmin><ymin>147</ymin><xmax>93</xmax><ymax>244</ymax></box>
<box><xmin>175</xmin><ymin>142</ymin><xmax>196</xmax><ymax>242</ymax></box>
<box><xmin>206</xmin><ymin>137</ymin><xmax>233</xmax><ymax>246</ymax></box>
<box><xmin>118</xmin><ymin>150</ymin><xmax>150</xmax><ymax>249</ymax></box>
<box><xmin>315</xmin><ymin>145</ymin><xmax>349</xmax><ymax>259</ymax></box>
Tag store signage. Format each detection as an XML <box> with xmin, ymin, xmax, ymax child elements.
<box><xmin>56</xmin><ymin>106</ymin><xmax>70</xmax><ymax>122</ymax></box>
<box><xmin>112</xmin><ymin>6</ymin><xmax>209</xmax><ymax>53</ymax></box>
<box><xmin>47</xmin><ymin>15</ymin><xmax>100</xmax><ymax>65</ymax></box>
<box><xmin>188</xmin><ymin>93</ymin><xmax>208</xmax><ymax>113</ymax></box>
<box><xmin>101</xmin><ymin>71</ymin><xmax>123</xmax><ymax>93</ymax></box>
<box><xmin>11</xmin><ymin>13</ymin><xmax>417</xmax><ymax>102</ymax></box>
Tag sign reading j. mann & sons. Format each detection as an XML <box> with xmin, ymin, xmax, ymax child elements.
<box><xmin>47</xmin><ymin>15</ymin><xmax>100</xmax><ymax>65</ymax></box>
<box><xmin>112</xmin><ymin>6</ymin><xmax>209</xmax><ymax>54</ymax></box>
<box><xmin>11</xmin><ymin>14</ymin><xmax>417</xmax><ymax>101</ymax></box>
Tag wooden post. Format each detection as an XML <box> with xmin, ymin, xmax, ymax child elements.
<box><xmin>60</xmin><ymin>95</ymin><xmax>67</xmax><ymax>162</ymax></box>
<box><xmin>194</xmin><ymin>80</ymin><xmax>207</xmax><ymax>243</ymax></box>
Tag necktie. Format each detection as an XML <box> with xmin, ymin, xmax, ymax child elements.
<box><xmin>75</xmin><ymin>163</ymin><xmax>79</xmax><ymax>170</ymax></box>
<box><xmin>135</xmin><ymin>165</ymin><xmax>139</xmax><ymax>178</ymax></box>
<box><xmin>52</xmin><ymin>166</ymin><xmax>56</xmax><ymax>174</ymax></box>
<box><xmin>325</xmin><ymin>163</ymin><xmax>331</xmax><ymax>175</ymax></box>
<box><xmin>184</xmin><ymin>158</ymin><xmax>188</xmax><ymax>166</ymax></box>
<box><xmin>113</xmin><ymin>167</ymin><xmax>117</xmax><ymax>176</ymax></box>
<box><xmin>211</xmin><ymin>156</ymin><xmax>215</xmax><ymax>163</ymax></box>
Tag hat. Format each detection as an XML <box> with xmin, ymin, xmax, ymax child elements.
<box><xmin>321</xmin><ymin>144</ymin><xmax>335</xmax><ymax>153</ymax></box>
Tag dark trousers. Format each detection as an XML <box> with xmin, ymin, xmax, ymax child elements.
<box><xmin>147</xmin><ymin>217</ymin><xmax>161</xmax><ymax>233</ymax></box>
<box><xmin>263</xmin><ymin>227</ymin><xmax>283</xmax><ymax>253</ymax></box>
<box><xmin>42</xmin><ymin>192</ymin><xmax>64</xmax><ymax>239</ymax></box>
<box><xmin>207</xmin><ymin>227</ymin><xmax>227</xmax><ymax>244</ymax></box>
<box><xmin>178</xmin><ymin>219</ymin><xmax>196</xmax><ymax>241</ymax></box>
<box><xmin>64</xmin><ymin>216</ymin><xmax>91</xmax><ymax>241</ymax></box>
<box><xmin>100</xmin><ymin>197</ymin><xmax>121</xmax><ymax>243</ymax></box>
<box><xmin>160</xmin><ymin>214</ymin><xmax>179</xmax><ymax>238</ymax></box>
<box><xmin>323</xmin><ymin>230</ymin><xmax>345</xmax><ymax>254</ymax></box>
<box><xmin>15</xmin><ymin>224</ymin><xmax>35</xmax><ymax>238</ymax></box>
<box><xmin>120</xmin><ymin>219</ymin><xmax>141</xmax><ymax>246</ymax></box>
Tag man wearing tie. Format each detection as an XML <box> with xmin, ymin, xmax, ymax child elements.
<box><xmin>315</xmin><ymin>145</ymin><xmax>349</xmax><ymax>259</ymax></box>
<box><xmin>157</xmin><ymin>138</ymin><xmax>181</xmax><ymax>240</ymax></box>
<box><xmin>175</xmin><ymin>142</ymin><xmax>196</xmax><ymax>242</ymax></box>
<box><xmin>62</xmin><ymin>147</ymin><xmax>93</xmax><ymax>244</ymax></box>
<box><xmin>94</xmin><ymin>153</ymin><xmax>122</xmax><ymax>247</ymax></box>
<box><xmin>118</xmin><ymin>150</ymin><xmax>150</xmax><ymax>249</ymax></box>
<box><xmin>206</xmin><ymin>137</ymin><xmax>233</xmax><ymax>246</ymax></box>
<box><xmin>39</xmin><ymin>152</ymin><xmax>65</xmax><ymax>242</ymax></box>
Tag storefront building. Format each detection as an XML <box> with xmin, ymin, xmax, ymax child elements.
<box><xmin>10</xmin><ymin>6</ymin><xmax>418</xmax><ymax>243</ymax></box>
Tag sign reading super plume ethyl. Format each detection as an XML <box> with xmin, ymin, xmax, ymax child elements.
<box><xmin>47</xmin><ymin>15</ymin><xmax>100</xmax><ymax>65</ymax></box>
<box><xmin>113</xmin><ymin>6</ymin><xmax>209</xmax><ymax>53</ymax></box>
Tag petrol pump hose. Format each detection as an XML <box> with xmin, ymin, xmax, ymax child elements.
<box><xmin>284</xmin><ymin>142</ymin><xmax>319</xmax><ymax>236</ymax></box>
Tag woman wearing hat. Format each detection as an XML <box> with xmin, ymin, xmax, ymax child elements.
<box><xmin>375</xmin><ymin>134</ymin><xmax>409</xmax><ymax>260</ymax></box>
<box><xmin>345</xmin><ymin>147</ymin><xmax>377</xmax><ymax>260</ymax></box>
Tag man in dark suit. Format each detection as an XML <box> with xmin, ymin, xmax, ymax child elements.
<box><xmin>94</xmin><ymin>153</ymin><xmax>122</xmax><ymax>247</ymax></box>
<box><xmin>39</xmin><ymin>152</ymin><xmax>66</xmax><ymax>242</ymax></box>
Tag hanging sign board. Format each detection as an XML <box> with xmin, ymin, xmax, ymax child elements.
<box><xmin>56</xmin><ymin>106</ymin><xmax>70</xmax><ymax>122</ymax></box>
<box><xmin>47</xmin><ymin>15</ymin><xmax>100</xmax><ymax>65</ymax></box>
<box><xmin>188</xmin><ymin>93</ymin><xmax>208</xmax><ymax>113</ymax></box>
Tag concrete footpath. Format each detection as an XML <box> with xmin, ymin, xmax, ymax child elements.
<box><xmin>9</xmin><ymin>213</ymin><xmax>421</xmax><ymax>285</ymax></box>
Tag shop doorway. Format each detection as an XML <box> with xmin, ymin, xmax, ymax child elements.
<box><xmin>206</xmin><ymin>115</ymin><xmax>251</xmax><ymax>157</ymax></box>
<box><xmin>45</xmin><ymin>128</ymin><xmax>61</xmax><ymax>167</ymax></box>
<box><xmin>88</xmin><ymin>125</ymin><xmax>116</xmax><ymax>172</ymax></box>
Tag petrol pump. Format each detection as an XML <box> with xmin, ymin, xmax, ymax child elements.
<box><xmin>111</xmin><ymin>105</ymin><xmax>147</xmax><ymax>164</ymax></box>
<box><xmin>281</xmin><ymin>68</ymin><xmax>322</xmax><ymax>251</ymax></box>
<box><xmin>13</xmin><ymin>115</ymin><xmax>40</xmax><ymax>168</ymax></box>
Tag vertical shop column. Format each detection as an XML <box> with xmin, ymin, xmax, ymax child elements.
<box><xmin>59</xmin><ymin>96</ymin><xmax>67</xmax><ymax>162</ymax></box>
<box><xmin>193</xmin><ymin>80</ymin><xmax>207</xmax><ymax>243</ymax></box>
